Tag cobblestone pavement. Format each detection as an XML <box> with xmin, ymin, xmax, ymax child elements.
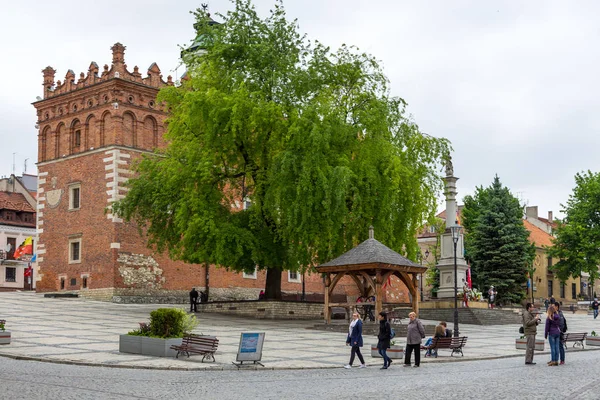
<box><xmin>2</xmin><ymin>291</ymin><xmax>600</xmax><ymax>371</ymax></box>
<box><xmin>1</xmin><ymin>351</ymin><xmax>600</xmax><ymax>400</ymax></box>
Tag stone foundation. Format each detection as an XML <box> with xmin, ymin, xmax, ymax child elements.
<box><xmin>198</xmin><ymin>300</ymin><xmax>325</xmax><ymax>320</ymax></box>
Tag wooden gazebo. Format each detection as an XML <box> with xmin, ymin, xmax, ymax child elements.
<box><xmin>315</xmin><ymin>227</ymin><xmax>427</xmax><ymax>323</ymax></box>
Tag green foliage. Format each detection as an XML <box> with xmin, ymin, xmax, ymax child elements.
<box><xmin>127</xmin><ymin>308</ymin><xmax>195</xmax><ymax>338</ymax></box>
<box><xmin>462</xmin><ymin>176</ymin><xmax>534</xmax><ymax>304</ymax></box>
<box><xmin>547</xmin><ymin>171</ymin><xmax>600</xmax><ymax>288</ymax></box>
<box><xmin>0</xmin><ymin>321</ymin><xmax>5</xmax><ymax>332</ymax></box>
<box><xmin>113</xmin><ymin>0</ymin><xmax>450</xmax><ymax>296</ymax></box>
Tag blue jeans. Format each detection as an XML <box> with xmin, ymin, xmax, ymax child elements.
<box><xmin>378</xmin><ymin>347</ymin><xmax>391</xmax><ymax>367</ymax></box>
<box><xmin>558</xmin><ymin>335</ymin><xmax>565</xmax><ymax>362</ymax></box>
<box><xmin>594</xmin><ymin>309</ymin><xmax>598</xmax><ymax>319</ymax></box>
<box><xmin>549</xmin><ymin>334</ymin><xmax>560</xmax><ymax>362</ymax></box>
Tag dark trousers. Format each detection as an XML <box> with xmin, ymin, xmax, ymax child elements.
<box><xmin>405</xmin><ymin>343</ymin><xmax>421</xmax><ymax>366</ymax></box>
<box><xmin>349</xmin><ymin>345</ymin><xmax>365</xmax><ymax>365</ymax></box>
<box><xmin>190</xmin><ymin>299</ymin><xmax>197</xmax><ymax>312</ymax></box>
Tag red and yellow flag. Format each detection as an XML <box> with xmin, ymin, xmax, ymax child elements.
<box><xmin>13</xmin><ymin>237</ymin><xmax>33</xmax><ymax>259</ymax></box>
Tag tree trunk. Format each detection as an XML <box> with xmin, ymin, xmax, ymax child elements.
<box><xmin>265</xmin><ymin>269</ymin><xmax>282</xmax><ymax>300</ymax></box>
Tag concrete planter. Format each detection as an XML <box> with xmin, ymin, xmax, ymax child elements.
<box><xmin>371</xmin><ymin>344</ymin><xmax>404</xmax><ymax>359</ymax></box>
<box><xmin>119</xmin><ymin>335</ymin><xmax>182</xmax><ymax>357</ymax></box>
<box><xmin>515</xmin><ymin>338</ymin><xmax>544</xmax><ymax>351</ymax></box>
<box><xmin>0</xmin><ymin>331</ymin><xmax>10</xmax><ymax>345</ymax></box>
<box><xmin>585</xmin><ymin>336</ymin><xmax>600</xmax><ymax>346</ymax></box>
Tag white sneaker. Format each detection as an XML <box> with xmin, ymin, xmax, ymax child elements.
<box><xmin>344</xmin><ymin>365</ymin><xmax>352</xmax><ymax>369</ymax></box>
<box><xmin>359</xmin><ymin>364</ymin><xmax>366</xmax><ymax>368</ymax></box>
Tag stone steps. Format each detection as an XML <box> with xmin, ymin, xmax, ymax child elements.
<box><xmin>395</xmin><ymin>308</ymin><xmax>522</xmax><ymax>325</ymax></box>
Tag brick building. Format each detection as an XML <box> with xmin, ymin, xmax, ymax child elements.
<box><xmin>32</xmin><ymin>43</ymin><xmax>390</xmax><ymax>303</ymax></box>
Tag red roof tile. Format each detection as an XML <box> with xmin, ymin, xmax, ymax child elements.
<box><xmin>0</xmin><ymin>192</ymin><xmax>35</xmax><ymax>213</ymax></box>
<box><xmin>523</xmin><ymin>219</ymin><xmax>554</xmax><ymax>248</ymax></box>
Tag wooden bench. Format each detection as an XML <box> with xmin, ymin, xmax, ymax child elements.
<box><xmin>386</xmin><ymin>310</ymin><xmax>402</xmax><ymax>325</ymax></box>
<box><xmin>170</xmin><ymin>334</ymin><xmax>219</xmax><ymax>362</ymax></box>
<box><xmin>426</xmin><ymin>336</ymin><xmax>468</xmax><ymax>357</ymax></box>
<box><xmin>562</xmin><ymin>332</ymin><xmax>587</xmax><ymax>349</ymax></box>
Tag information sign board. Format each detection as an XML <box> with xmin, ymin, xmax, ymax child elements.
<box><xmin>235</xmin><ymin>332</ymin><xmax>265</xmax><ymax>364</ymax></box>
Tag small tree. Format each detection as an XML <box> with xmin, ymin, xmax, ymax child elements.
<box><xmin>547</xmin><ymin>171</ymin><xmax>600</xmax><ymax>292</ymax></box>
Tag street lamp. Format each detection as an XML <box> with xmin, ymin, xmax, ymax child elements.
<box><xmin>450</xmin><ymin>224</ymin><xmax>462</xmax><ymax>338</ymax></box>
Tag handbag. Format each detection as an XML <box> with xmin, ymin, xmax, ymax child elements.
<box><xmin>519</xmin><ymin>326</ymin><xmax>524</xmax><ymax>334</ymax></box>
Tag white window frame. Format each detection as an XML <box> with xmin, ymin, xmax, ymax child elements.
<box><xmin>69</xmin><ymin>183</ymin><xmax>81</xmax><ymax>210</ymax></box>
<box><xmin>243</xmin><ymin>266</ymin><xmax>258</xmax><ymax>279</ymax></box>
<box><xmin>243</xmin><ymin>197</ymin><xmax>251</xmax><ymax>210</ymax></box>
<box><xmin>69</xmin><ymin>237</ymin><xmax>82</xmax><ymax>264</ymax></box>
<box><xmin>288</xmin><ymin>270</ymin><xmax>301</xmax><ymax>283</ymax></box>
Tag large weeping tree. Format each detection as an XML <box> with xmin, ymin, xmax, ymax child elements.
<box><xmin>113</xmin><ymin>0</ymin><xmax>450</xmax><ymax>299</ymax></box>
<box><xmin>462</xmin><ymin>176</ymin><xmax>535</xmax><ymax>304</ymax></box>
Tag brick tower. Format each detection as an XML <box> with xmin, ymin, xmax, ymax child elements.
<box><xmin>32</xmin><ymin>44</ymin><xmax>209</xmax><ymax>301</ymax></box>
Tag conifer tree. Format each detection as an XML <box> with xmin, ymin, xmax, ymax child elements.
<box><xmin>462</xmin><ymin>176</ymin><xmax>534</xmax><ymax>304</ymax></box>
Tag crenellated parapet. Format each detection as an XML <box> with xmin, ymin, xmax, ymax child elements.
<box><xmin>42</xmin><ymin>42</ymin><xmax>174</xmax><ymax>99</ymax></box>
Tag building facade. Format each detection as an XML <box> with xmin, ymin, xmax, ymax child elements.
<box><xmin>32</xmin><ymin>43</ymin><xmax>373</xmax><ymax>303</ymax></box>
<box><xmin>0</xmin><ymin>175</ymin><xmax>37</xmax><ymax>290</ymax></box>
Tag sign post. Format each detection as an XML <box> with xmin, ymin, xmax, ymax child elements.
<box><xmin>233</xmin><ymin>332</ymin><xmax>265</xmax><ymax>368</ymax></box>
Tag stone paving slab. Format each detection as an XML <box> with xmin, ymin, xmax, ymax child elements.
<box><xmin>1</xmin><ymin>291</ymin><xmax>600</xmax><ymax>370</ymax></box>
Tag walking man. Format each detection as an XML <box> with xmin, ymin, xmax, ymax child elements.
<box><xmin>592</xmin><ymin>298</ymin><xmax>599</xmax><ymax>319</ymax></box>
<box><xmin>189</xmin><ymin>287</ymin><xmax>199</xmax><ymax>312</ymax></box>
<box><xmin>523</xmin><ymin>302</ymin><xmax>541</xmax><ymax>365</ymax></box>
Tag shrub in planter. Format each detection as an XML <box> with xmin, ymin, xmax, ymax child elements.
<box><xmin>128</xmin><ymin>308</ymin><xmax>197</xmax><ymax>338</ymax></box>
<box><xmin>0</xmin><ymin>320</ymin><xmax>10</xmax><ymax>345</ymax></box>
<box><xmin>120</xmin><ymin>308</ymin><xmax>199</xmax><ymax>357</ymax></box>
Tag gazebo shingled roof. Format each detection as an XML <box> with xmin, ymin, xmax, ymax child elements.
<box><xmin>318</xmin><ymin>238</ymin><xmax>424</xmax><ymax>271</ymax></box>
<box><xmin>316</xmin><ymin>227</ymin><xmax>427</xmax><ymax>323</ymax></box>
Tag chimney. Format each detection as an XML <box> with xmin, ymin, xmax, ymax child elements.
<box><xmin>525</xmin><ymin>206</ymin><xmax>538</xmax><ymax>220</ymax></box>
<box><xmin>548</xmin><ymin>211</ymin><xmax>553</xmax><ymax>222</ymax></box>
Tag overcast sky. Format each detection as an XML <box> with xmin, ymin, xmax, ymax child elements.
<box><xmin>2</xmin><ymin>0</ymin><xmax>599</xmax><ymax>218</ymax></box>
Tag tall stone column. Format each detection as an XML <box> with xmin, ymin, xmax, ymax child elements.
<box><xmin>436</xmin><ymin>159</ymin><xmax>469</xmax><ymax>299</ymax></box>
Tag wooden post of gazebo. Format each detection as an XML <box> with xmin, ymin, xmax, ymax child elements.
<box><xmin>412</xmin><ymin>273</ymin><xmax>419</xmax><ymax>315</ymax></box>
<box><xmin>375</xmin><ymin>269</ymin><xmax>383</xmax><ymax>320</ymax></box>
<box><xmin>323</xmin><ymin>273</ymin><xmax>330</xmax><ymax>323</ymax></box>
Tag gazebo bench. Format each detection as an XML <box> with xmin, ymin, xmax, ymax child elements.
<box><xmin>562</xmin><ymin>332</ymin><xmax>587</xmax><ymax>349</ymax></box>
<box><xmin>424</xmin><ymin>336</ymin><xmax>468</xmax><ymax>357</ymax></box>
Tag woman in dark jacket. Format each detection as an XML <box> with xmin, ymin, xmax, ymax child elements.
<box><xmin>344</xmin><ymin>312</ymin><xmax>366</xmax><ymax>368</ymax></box>
<box><xmin>377</xmin><ymin>311</ymin><xmax>392</xmax><ymax>369</ymax></box>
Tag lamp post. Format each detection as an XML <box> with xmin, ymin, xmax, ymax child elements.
<box><xmin>450</xmin><ymin>225</ymin><xmax>462</xmax><ymax>338</ymax></box>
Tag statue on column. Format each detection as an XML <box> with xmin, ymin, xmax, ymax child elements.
<box><xmin>445</xmin><ymin>157</ymin><xmax>454</xmax><ymax>177</ymax></box>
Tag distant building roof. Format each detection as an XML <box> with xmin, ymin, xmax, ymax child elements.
<box><xmin>19</xmin><ymin>174</ymin><xmax>38</xmax><ymax>193</ymax></box>
<box><xmin>0</xmin><ymin>192</ymin><xmax>35</xmax><ymax>213</ymax></box>
<box><xmin>524</xmin><ymin>219</ymin><xmax>553</xmax><ymax>248</ymax></box>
